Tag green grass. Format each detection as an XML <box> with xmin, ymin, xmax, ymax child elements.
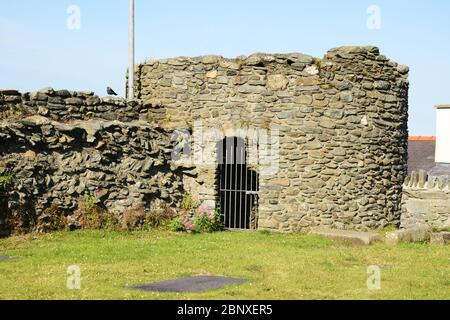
<box><xmin>0</xmin><ymin>230</ymin><xmax>449</xmax><ymax>300</ymax></box>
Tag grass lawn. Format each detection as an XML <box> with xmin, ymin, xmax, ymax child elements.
<box><xmin>0</xmin><ymin>230</ymin><xmax>449</xmax><ymax>300</ymax></box>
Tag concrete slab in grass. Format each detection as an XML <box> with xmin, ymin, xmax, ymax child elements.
<box><xmin>128</xmin><ymin>276</ymin><xmax>248</xmax><ymax>293</ymax></box>
<box><xmin>310</xmin><ymin>228</ymin><xmax>383</xmax><ymax>245</ymax></box>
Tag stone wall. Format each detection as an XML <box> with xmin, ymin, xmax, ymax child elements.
<box><xmin>401</xmin><ymin>170</ymin><xmax>450</xmax><ymax>230</ymax></box>
<box><xmin>0</xmin><ymin>89</ymin><xmax>195</xmax><ymax>232</ymax></box>
<box><xmin>0</xmin><ymin>46</ymin><xmax>410</xmax><ymax>234</ymax></box>
<box><xmin>0</xmin><ymin>88</ymin><xmax>151</xmax><ymax>122</ymax></box>
<box><xmin>134</xmin><ymin>46</ymin><xmax>409</xmax><ymax>231</ymax></box>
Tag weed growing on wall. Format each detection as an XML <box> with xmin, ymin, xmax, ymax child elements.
<box><xmin>84</xmin><ymin>194</ymin><xmax>101</xmax><ymax>211</ymax></box>
<box><xmin>0</xmin><ymin>167</ymin><xmax>14</xmax><ymax>190</ymax></box>
<box><xmin>167</xmin><ymin>194</ymin><xmax>224</xmax><ymax>233</ymax></box>
<box><xmin>37</xmin><ymin>204</ymin><xmax>66</xmax><ymax>233</ymax></box>
<box><xmin>144</xmin><ymin>204</ymin><xmax>177</xmax><ymax>229</ymax></box>
<box><xmin>166</xmin><ymin>218</ymin><xmax>188</xmax><ymax>232</ymax></box>
<box><xmin>121</xmin><ymin>204</ymin><xmax>146</xmax><ymax>231</ymax></box>
<box><xmin>120</xmin><ymin>203</ymin><xmax>177</xmax><ymax>231</ymax></box>
<box><xmin>6</xmin><ymin>203</ymin><xmax>39</xmax><ymax>234</ymax></box>
<box><xmin>195</xmin><ymin>204</ymin><xmax>224</xmax><ymax>233</ymax></box>
<box><xmin>181</xmin><ymin>193</ymin><xmax>198</xmax><ymax>211</ymax></box>
<box><xmin>75</xmin><ymin>194</ymin><xmax>118</xmax><ymax>230</ymax></box>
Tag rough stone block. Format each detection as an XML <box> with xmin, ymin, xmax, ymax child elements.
<box><xmin>310</xmin><ymin>228</ymin><xmax>383</xmax><ymax>245</ymax></box>
<box><xmin>0</xmin><ymin>89</ymin><xmax>20</xmax><ymax>96</ymax></box>
<box><xmin>386</xmin><ymin>225</ymin><xmax>432</xmax><ymax>245</ymax></box>
<box><xmin>267</xmin><ymin>74</ymin><xmax>289</xmax><ymax>91</ymax></box>
<box><xmin>430</xmin><ymin>232</ymin><xmax>450</xmax><ymax>245</ymax></box>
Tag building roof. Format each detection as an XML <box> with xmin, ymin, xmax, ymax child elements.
<box><xmin>407</xmin><ymin>136</ymin><xmax>436</xmax><ymax>175</ymax></box>
<box><xmin>408</xmin><ymin>136</ymin><xmax>436</xmax><ymax>141</ymax></box>
<box><xmin>435</xmin><ymin>104</ymin><xmax>450</xmax><ymax>109</ymax></box>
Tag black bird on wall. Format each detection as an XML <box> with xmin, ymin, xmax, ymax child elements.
<box><xmin>107</xmin><ymin>87</ymin><xmax>118</xmax><ymax>96</ymax></box>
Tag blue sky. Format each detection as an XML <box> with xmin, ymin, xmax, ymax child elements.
<box><xmin>0</xmin><ymin>0</ymin><xmax>449</xmax><ymax>135</ymax></box>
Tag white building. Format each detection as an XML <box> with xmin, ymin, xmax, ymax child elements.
<box><xmin>430</xmin><ymin>105</ymin><xmax>450</xmax><ymax>176</ymax></box>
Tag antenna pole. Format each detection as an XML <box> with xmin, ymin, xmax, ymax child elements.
<box><xmin>128</xmin><ymin>0</ymin><xmax>135</xmax><ymax>99</ymax></box>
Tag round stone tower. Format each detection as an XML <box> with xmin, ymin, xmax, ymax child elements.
<box><xmin>135</xmin><ymin>46</ymin><xmax>409</xmax><ymax>231</ymax></box>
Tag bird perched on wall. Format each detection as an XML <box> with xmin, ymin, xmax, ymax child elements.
<box><xmin>107</xmin><ymin>87</ymin><xmax>118</xmax><ymax>96</ymax></box>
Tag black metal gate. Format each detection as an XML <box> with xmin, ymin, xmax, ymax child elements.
<box><xmin>217</xmin><ymin>137</ymin><xmax>259</xmax><ymax>230</ymax></box>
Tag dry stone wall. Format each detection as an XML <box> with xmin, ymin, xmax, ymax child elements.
<box><xmin>0</xmin><ymin>89</ymin><xmax>194</xmax><ymax>233</ymax></box>
<box><xmin>0</xmin><ymin>88</ymin><xmax>151</xmax><ymax>122</ymax></box>
<box><xmin>401</xmin><ymin>170</ymin><xmax>450</xmax><ymax>230</ymax></box>
<box><xmin>0</xmin><ymin>46</ymin><xmax>410</xmax><ymax>234</ymax></box>
<box><xmin>135</xmin><ymin>46</ymin><xmax>409</xmax><ymax>231</ymax></box>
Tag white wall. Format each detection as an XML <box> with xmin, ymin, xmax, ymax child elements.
<box><xmin>435</xmin><ymin>106</ymin><xmax>450</xmax><ymax>163</ymax></box>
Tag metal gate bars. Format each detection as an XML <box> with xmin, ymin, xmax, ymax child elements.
<box><xmin>217</xmin><ymin>137</ymin><xmax>259</xmax><ymax>230</ymax></box>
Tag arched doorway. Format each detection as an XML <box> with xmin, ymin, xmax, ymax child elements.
<box><xmin>217</xmin><ymin>137</ymin><xmax>259</xmax><ymax>230</ymax></box>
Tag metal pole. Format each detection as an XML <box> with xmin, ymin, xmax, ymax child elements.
<box><xmin>224</xmin><ymin>145</ymin><xmax>228</xmax><ymax>228</ymax></box>
<box><xmin>128</xmin><ymin>0</ymin><xmax>135</xmax><ymax>99</ymax></box>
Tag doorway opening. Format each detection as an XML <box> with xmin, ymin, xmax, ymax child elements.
<box><xmin>217</xmin><ymin>137</ymin><xmax>259</xmax><ymax>230</ymax></box>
